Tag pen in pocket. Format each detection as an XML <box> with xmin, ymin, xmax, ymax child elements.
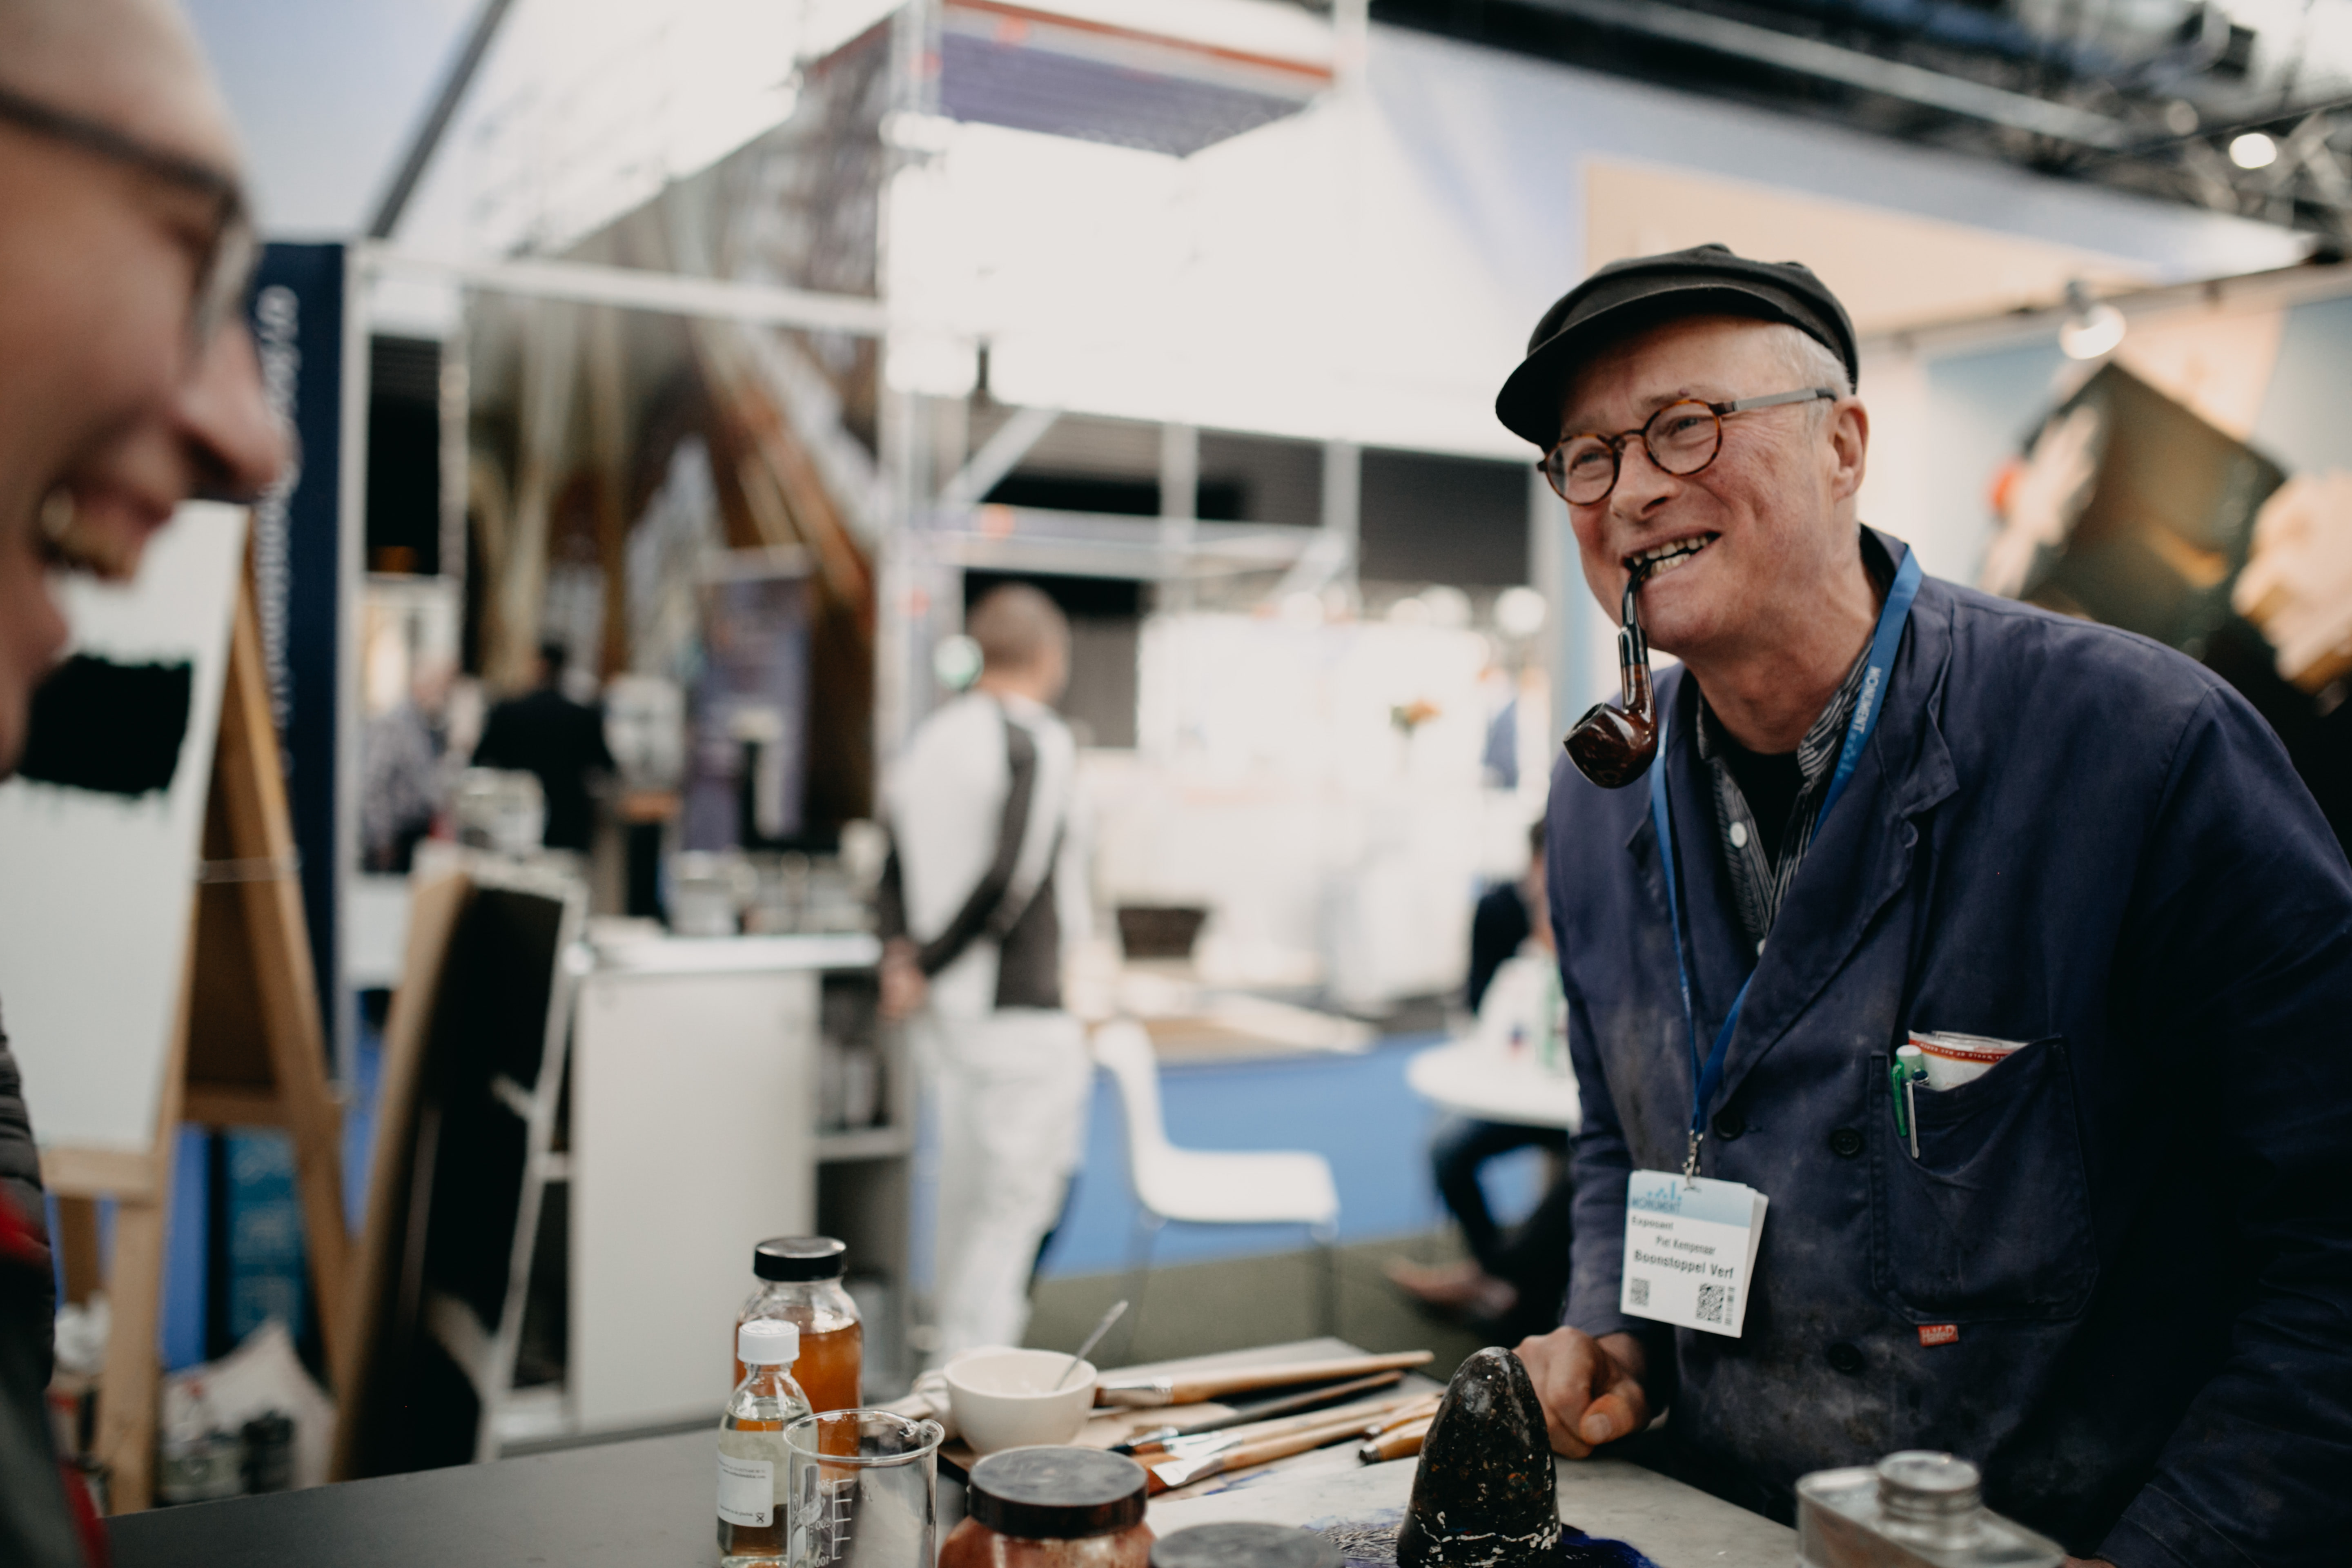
<box><xmin>1890</xmin><ymin>1044</ymin><xmax>1925</xmax><ymax>1160</ymax></box>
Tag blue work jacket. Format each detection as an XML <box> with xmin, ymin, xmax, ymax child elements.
<box><xmin>1546</xmin><ymin>539</ymin><xmax>2352</xmax><ymax>1566</ymax></box>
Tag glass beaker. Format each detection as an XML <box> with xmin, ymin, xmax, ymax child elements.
<box><xmin>784</xmin><ymin>1409</ymin><xmax>944</xmax><ymax>1568</ymax></box>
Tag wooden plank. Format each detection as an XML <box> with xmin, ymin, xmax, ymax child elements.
<box><xmin>91</xmin><ymin>923</ymin><xmax>192</xmax><ymax>1515</ymax></box>
<box><xmin>182</xmin><ymin>1086</ymin><xmax>290</xmax><ymax>1128</ymax></box>
<box><xmin>54</xmin><ymin>1196</ymin><xmax>101</xmax><ymax>1305</ymax></box>
<box><xmin>208</xmin><ymin>589</ymin><xmax>351</xmax><ymax>1371</ymax></box>
<box><xmin>94</xmin><ymin>1198</ymin><xmax>169</xmax><ymax>1513</ymax></box>
<box><xmin>40</xmin><ymin>1147</ymin><xmax>160</xmax><ymax>1203</ymax></box>
<box><xmin>330</xmin><ymin>867</ymin><xmax>472</xmax><ymax>1479</ymax></box>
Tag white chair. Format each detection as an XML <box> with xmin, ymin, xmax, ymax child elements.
<box><xmin>1091</xmin><ymin>1020</ymin><xmax>1342</xmax><ymax>1336</ymax></box>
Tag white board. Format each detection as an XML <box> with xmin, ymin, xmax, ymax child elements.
<box><xmin>0</xmin><ymin>504</ymin><xmax>247</xmax><ymax>1154</ymax></box>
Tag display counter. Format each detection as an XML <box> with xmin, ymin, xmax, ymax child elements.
<box><xmin>115</xmin><ymin>1340</ymin><xmax>1790</xmax><ymax>1567</ymax></box>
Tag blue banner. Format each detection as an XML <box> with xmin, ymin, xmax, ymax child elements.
<box><xmin>247</xmin><ymin>243</ymin><xmax>345</xmax><ymax>1062</ymax></box>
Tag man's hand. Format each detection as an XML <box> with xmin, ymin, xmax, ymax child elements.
<box><xmin>1515</xmin><ymin>1326</ymin><xmax>1651</xmax><ymax>1458</ymax></box>
<box><xmin>878</xmin><ymin>940</ymin><xmax>927</xmax><ymax>1022</ymax></box>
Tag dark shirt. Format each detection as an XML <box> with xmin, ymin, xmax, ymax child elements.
<box><xmin>1466</xmin><ymin>881</ymin><xmax>1532</xmax><ymax>1013</ymax></box>
<box><xmin>471</xmin><ymin>687</ymin><xmax>614</xmax><ymax>852</ymax></box>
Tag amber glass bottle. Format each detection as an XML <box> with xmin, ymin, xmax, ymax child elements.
<box><xmin>735</xmin><ymin>1235</ymin><xmax>862</xmax><ymax>1412</ymax></box>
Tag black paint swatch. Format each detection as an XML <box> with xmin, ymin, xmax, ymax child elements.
<box><xmin>18</xmin><ymin>653</ymin><xmax>194</xmax><ymax>797</ymax></box>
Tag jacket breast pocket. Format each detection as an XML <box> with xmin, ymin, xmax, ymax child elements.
<box><xmin>1869</xmin><ymin>1036</ymin><xmax>2097</xmax><ymax>1322</ymax></box>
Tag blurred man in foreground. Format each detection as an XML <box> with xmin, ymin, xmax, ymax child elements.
<box><xmin>0</xmin><ymin>0</ymin><xmax>285</xmax><ymax>1554</ymax></box>
<box><xmin>877</xmin><ymin>586</ymin><xmax>1090</xmax><ymax>1360</ymax></box>
<box><xmin>1503</xmin><ymin>245</ymin><xmax>2352</xmax><ymax>1567</ymax></box>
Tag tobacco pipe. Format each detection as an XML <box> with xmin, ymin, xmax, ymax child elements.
<box><xmin>1564</xmin><ymin>559</ymin><xmax>1659</xmax><ymax>788</ymax></box>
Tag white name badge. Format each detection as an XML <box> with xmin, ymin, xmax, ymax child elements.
<box><xmin>1620</xmin><ymin>1170</ymin><xmax>1767</xmax><ymax>1338</ymax></box>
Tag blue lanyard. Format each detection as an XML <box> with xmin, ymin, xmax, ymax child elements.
<box><xmin>1648</xmin><ymin>546</ymin><xmax>1923</xmax><ymax>1176</ymax></box>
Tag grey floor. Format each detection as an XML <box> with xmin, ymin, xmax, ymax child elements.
<box><xmin>1022</xmin><ymin>1231</ymin><xmax>1500</xmax><ymax>1382</ymax></box>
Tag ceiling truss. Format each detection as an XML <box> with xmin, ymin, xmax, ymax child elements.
<box><xmin>1372</xmin><ymin>0</ymin><xmax>2352</xmax><ymax>245</ymax></box>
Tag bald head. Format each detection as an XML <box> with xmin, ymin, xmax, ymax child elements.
<box><xmin>969</xmin><ymin>584</ymin><xmax>1069</xmax><ymax>671</ymax></box>
<box><xmin>0</xmin><ymin>0</ymin><xmax>238</xmax><ymax>170</ymax></box>
<box><xmin>968</xmin><ymin>584</ymin><xmax>1071</xmax><ymax>703</ymax></box>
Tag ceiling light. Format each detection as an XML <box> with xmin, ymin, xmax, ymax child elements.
<box><xmin>2058</xmin><ymin>280</ymin><xmax>2125</xmax><ymax>361</ymax></box>
<box><xmin>1418</xmin><ymin>586</ymin><xmax>1472</xmax><ymax>629</ymax></box>
<box><xmin>933</xmin><ymin>634</ymin><xmax>982</xmax><ymax>690</ymax></box>
<box><xmin>2059</xmin><ymin>303</ymin><xmax>2125</xmax><ymax>360</ymax></box>
<box><xmin>1494</xmin><ymin>586</ymin><xmax>1548</xmax><ymax>639</ymax></box>
<box><xmin>2163</xmin><ymin>100</ymin><xmax>2199</xmax><ymax>136</ymax></box>
<box><xmin>2229</xmin><ymin>131</ymin><xmax>2279</xmax><ymax>169</ymax></box>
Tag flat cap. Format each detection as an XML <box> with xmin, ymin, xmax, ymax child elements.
<box><xmin>1494</xmin><ymin>243</ymin><xmax>1858</xmax><ymax>448</ymax></box>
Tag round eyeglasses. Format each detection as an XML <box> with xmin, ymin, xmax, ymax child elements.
<box><xmin>1541</xmin><ymin>387</ymin><xmax>1838</xmax><ymax>506</ymax></box>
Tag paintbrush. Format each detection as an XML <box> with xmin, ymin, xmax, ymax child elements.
<box><xmin>1357</xmin><ymin>1413</ymin><xmax>1434</xmax><ymax>1465</ymax></box>
<box><xmin>1126</xmin><ymin>1390</ymin><xmax>1433</xmax><ymax>1459</ymax></box>
<box><xmin>1109</xmin><ymin>1370</ymin><xmax>1406</xmax><ymax>1454</ymax></box>
<box><xmin>1144</xmin><ymin>1409</ymin><xmax>1381</xmax><ymax>1494</ymax></box>
<box><xmin>1096</xmin><ymin>1350</ymin><xmax>1433</xmax><ymax>1408</ymax></box>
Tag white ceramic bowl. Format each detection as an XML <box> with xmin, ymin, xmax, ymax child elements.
<box><xmin>944</xmin><ymin>1348</ymin><xmax>1098</xmax><ymax>1455</ymax></box>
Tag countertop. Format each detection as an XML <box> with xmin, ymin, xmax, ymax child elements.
<box><xmin>114</xmin><ymin>1339</ymin><xmax>1792</xmax><ymax>1568</ymax></box>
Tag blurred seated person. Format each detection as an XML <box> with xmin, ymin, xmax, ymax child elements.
<box><xmin>471</xmin><ymin>641</ymin><xmax>613</xmax><ymax>853</ymax></box>
<box><xmin>1466</xmin><ymin>821</ymin><xmax>1537</xmax><ymax>1007</ymax></box>
<box><xmin>1388</xmin><ymin>822</ymin><xmax>1578</xmax><ymax>1327</ymax></box>
<box><xmin>361</xmin><ymin>656</ymin><xmax>452</xmax><ymax>872</ymax></box>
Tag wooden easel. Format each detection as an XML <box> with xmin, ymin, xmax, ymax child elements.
<box><xmin>43</xmin><ymin>577</ymin><xmax>351</xmax><ymax>1512</ymax></box>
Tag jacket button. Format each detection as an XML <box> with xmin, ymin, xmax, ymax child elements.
<box><xmin>1826</xmin><ymin>1342</ymin><xmax>1864</xmax><ymax>1375</ymax></box>
<box><xmin>1711</xmin><ymin>1109</ymin><xmax>1745</xmax><ymax>1141</ymax></box>
<box><xmin>1827</xmin><ymin>1127</ymin><xmax>1865</xmax><ymax>1159</ymax></box>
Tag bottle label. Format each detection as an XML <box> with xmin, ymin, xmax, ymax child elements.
<box><xmin>717</xmin><ymin>1452</ymin><xmax>775</xmax><ymax>1527</ymax></box>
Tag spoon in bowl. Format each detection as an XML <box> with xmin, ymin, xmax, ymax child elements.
<box><xmin>1055</xmin><ymin>1299</ymin><xmax>1130</xmax><ymax>1391</ymax></box>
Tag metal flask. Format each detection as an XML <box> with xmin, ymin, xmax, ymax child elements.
<box><xmin>1796</xmin><ymin>1452</ymin><xmax>2065</xmax><ymax>1568</ymax></box>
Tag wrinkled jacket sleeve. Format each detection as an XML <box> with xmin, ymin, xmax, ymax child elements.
<box><xmin>1552</xmin><ymin>914</ymin><xmax>1642</xmax><ymax>1341</ymax></box>
<box><xmin>0</xmin><ymin>1007</ymin><xmax>49</xmax><ymax>1315</ymax></box>
<box><xmin>2099</xmin><ymin>688</ymin><xmax>2352</xmax><ymax>1568</ymax></box>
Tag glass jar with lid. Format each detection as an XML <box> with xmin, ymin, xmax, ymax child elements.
<box><xmin>737</xmin><ymin>1236</ymin><xmax>862</xmax><ymax>1412</ymax></box>
<box><xmin>939</xmin><ymin>1447</ymin><xmax>1153</xmax><ymax>1568</ymax></box>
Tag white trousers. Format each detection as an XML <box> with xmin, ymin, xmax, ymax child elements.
<box><xmin>920</xmin><ymin>1008</ymin><xmax>1092</xmax><ymax>1360</ymax></box>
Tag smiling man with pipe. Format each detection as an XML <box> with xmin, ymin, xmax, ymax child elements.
<box><xmin>1502</xmin><ymin>245</ymin><xmax>2352</xmax><ymax>1568</ymax></box>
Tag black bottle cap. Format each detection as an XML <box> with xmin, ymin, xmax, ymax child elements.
<box><xmin>754</xmin><ymin>1236</ymin><xmax>847</xmax><ymax>1282</ymax></box>
<box><xmin>967</xmin><ymin>1448</ymin><xmax>1147</xmax><ymax>1539</ymax></box>
<box><xmin>1152</xmin><ymin>1523</ymin><xmax>1342</xmax><ymax>1568</ymax></box>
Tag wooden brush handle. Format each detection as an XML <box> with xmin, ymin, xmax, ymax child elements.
<box><xmin>1203</xmin><ymin>1390</ymin><xmax>1428</xmax><ymax>1450</ymax></box>
<box><xmin>1108</xmin><ymin>1351</ymin><xmax>1432</xmax><ymax>1407</ymax></box>
<box><xmin>1218</xmin><ymin>1412</ymin><xmax>1381</xmax><ymax>1472</ymax></box>
<box><xmin>1358</xmin><ymin>1416</ymin><xmax>1433</xmax><ymax>1465</ymax></box>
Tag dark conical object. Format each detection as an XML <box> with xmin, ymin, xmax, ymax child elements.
<box><xmin>1396</xmin><ymin>1348</ymin><xmax>1562</xmax><ymax>1568</ymax></box>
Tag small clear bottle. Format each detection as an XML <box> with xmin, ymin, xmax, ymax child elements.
<box><xmin>717</xmin><ymin>1319</ymin><xmax>813</xmax><ymax>1568</ymax></box>
<box><xmin>738</xmin><ymin>1236</ymin><xmax>863</xmax><ymax>1412</ymax></box>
